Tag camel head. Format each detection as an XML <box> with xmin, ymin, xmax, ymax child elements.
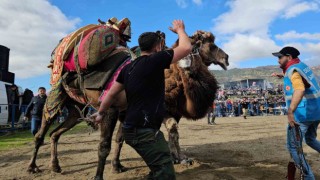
<box><xmin>190</xmin><ymin>30</ymin><xmax>229</xmax><ymax>70</ymax></box>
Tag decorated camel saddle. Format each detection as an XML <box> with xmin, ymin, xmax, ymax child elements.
<box><xmin>44</xmin><ymin>17</ymin><xmax>135</xmax><ymax>120</ymax></box>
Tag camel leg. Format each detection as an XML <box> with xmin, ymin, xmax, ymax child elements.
<box><xmin>164</xmin><ymin>118</ymin><xmax>181</xmax><ymax>163</ymax></box>
<box><xmin>49</xmin><ymin>105</ymin><xmax>81</xmax><ymax>173</ymax></box>
<box><xmin>164</xmin><ymin>118</ymin><xmax>190</xmax><ymax>164</ymax></box>
<box><xmin>111</xmin><ymin>110</ymin><xmax>126</xmax><ymax>173</ymax></box>
<box><xmin>94</xmin><ymin>108</ymin><xmax>119</xmax><ymax>180</ymax></box>
<box><xmin>27</xmin><ymin>116</ymin><xmax>53</xmax><ymax>173</ymax></box>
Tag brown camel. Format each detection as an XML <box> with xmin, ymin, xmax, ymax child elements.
<box><xmin>26</xmin><ymin>29</ymin><xmax>228</xmax><ymax>180</ymax></box>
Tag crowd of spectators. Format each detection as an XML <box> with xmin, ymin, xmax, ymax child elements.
<box><xmin>218</xmin><ymin>84</ymin><xmax>284</xmax><ymax>99</ymax></box>
<box><xmin>212</xmin><ymin>85</ymin><xmax>287</xmax><ymax>118</ymax></box>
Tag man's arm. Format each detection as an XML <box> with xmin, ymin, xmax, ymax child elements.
<box><xmin>94</xmin><ymin>82</ymin><xmax>124</xmax><ymax>123</ymax></box>
<box><xmin>287</xmin><ymin>90</ymin><xmax>304</xmax><ymax>127</ymax></box>
<box><xmin>271</xmin><ymin>72</ymin><xmax>284</xmax><ymax>79</ymax></box>
<box><xmin>169</xmin><ymin>20</ymin><xmax>192</xmax><ymax>64</ymax></box>
<box><xmin>24</xmin><ymin>97</ymin><xmax>34</xmax><ymax>117</ymax></box>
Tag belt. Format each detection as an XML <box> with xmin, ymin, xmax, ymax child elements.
<box><xmin>122</xmin><ymin>127</ymin><xmax>158</xmax><ymax>134</ymax></box>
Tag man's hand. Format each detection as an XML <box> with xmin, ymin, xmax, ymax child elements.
<box><xmin>169</xmin><ymin>20</ymin><xmax>185</xmax><ymax>34</ymax></box>
<box><xmin>287</xmin><ymin>110</ymin><xmax>299</xmax><ymax>127</ymax></box>
<box><xmin>90</xmin><ymin>111</ymin><xmax>106</xmax><ymax>124</ymax></box>
<box><xmin>23</xmin><ymin>116</ymin><xmax>28</xmax><ymax>122</ymax></box>
<box><xmin>271</xmin><ymin>72</ymin><xmax>284</xmax><ymax>79</ymax></box>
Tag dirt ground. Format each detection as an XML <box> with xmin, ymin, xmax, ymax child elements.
<box><xmin>0</xmin><ymin>115</ymin><xmax>319</xmax><ymax>180</ymax></box>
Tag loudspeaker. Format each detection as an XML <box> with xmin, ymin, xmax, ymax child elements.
<box><xmin>0</xmin><ymin>71</ymin><xmax>14</xmax><ymax>84</ymax></box>
<box><xmin>0</xmin><ymin>45</ymin><xmax>10</xmax><ymax>71</ymax></box>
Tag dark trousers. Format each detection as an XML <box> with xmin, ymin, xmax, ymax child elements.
<box><xmin>123</xmin><ymin>128</ymin><xmax>176</xmax><ymax>180</ymax></box>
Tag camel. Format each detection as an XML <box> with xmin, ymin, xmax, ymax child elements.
<box><xmin>26</xmin><ymin>26</ymin><xmax>229</xmax><ymax>180</ymax></box>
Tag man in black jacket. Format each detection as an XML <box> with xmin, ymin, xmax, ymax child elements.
<box><xmin>24</xmin><ymin>87</ymin><xmax>47</xmax><ymax>136</ymax></box>
<box><xmin>7</xmin><ymin>84</ymin><xmax>20</xmax><ymax>123</ymax></box>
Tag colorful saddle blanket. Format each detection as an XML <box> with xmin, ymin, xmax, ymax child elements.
<box><xmin>50</xmin><ymin>24</ymin><xmax>120</xmax><ymax>85</ymax></box>
<box><xmin>61</xmin><ymin>49</ymin><xmax>133</xmax><ymax>104</ymax></box>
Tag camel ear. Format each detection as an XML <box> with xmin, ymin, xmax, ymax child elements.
<box><xmin>197</xmin><ymin>30</ymin><xmax>205</xmax><ymax>34</ymax></box>
<box><xmin>206</xmin><ymin>32</ymin><xmax>215</xmax><ymax>42</ymax></box>
<box><xmin>192</xmin><ymin>31</ymin><xmax>200</xmax><ymax>36</ymax></box>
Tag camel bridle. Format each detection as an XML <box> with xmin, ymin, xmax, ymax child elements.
<box><xmin>177</xmin><ymin>48</ymin><xmax>200</xmax><ymax>69</ymax></box>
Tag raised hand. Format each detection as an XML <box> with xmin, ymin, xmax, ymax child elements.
<box><xmin>169</xmin><ymin>20</ymin><xmax>185</xmax><ymax>34</ymax></box>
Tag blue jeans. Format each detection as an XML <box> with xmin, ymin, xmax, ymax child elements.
<box><xmin>287</xmin><ymin>121</ymin><xmax>320</xmax><ymax>180</ymax></box>
<box><xmin>31</xmin><ymin>116</ymin><xmax>42</xmax><ymax>136</ymax></box>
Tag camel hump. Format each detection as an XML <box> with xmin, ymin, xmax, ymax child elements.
<box><xmin>49</xmin><ymin>25</ymin><xmax>121</xmax><ymax>85</ymax></box>
<box><xmin>77</xmin><ymin>25</ymin><xmax>120</xmax><ymax>68</ymax></box>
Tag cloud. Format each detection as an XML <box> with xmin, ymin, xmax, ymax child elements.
<box><xmin>275</xmin><ymin>31</ymin><xmax>320</xmax><ymax>41</ymax></box>
<box><xmin>222</xmin><ymin>34</ymin><xmax>279</xmax><ymax>62</ymax></box>
<box><xmin>211</xmin><ymin>0</ymin><xmax>320</xmax><ymax>67</ymax></box>
<box><xmin>0</xmin><ymin>0</ymin><xmax>80</xmax><ymax>78</ymax></box>
<box><xmin>304</xmin><ymin>56</ymin><xmax>320</xmax><ymax>66</ymax></box>
<box><xmin>282</xmin><ymin>1</ymin><xmax>320</xmax><ymax>19</ymax></box>
<box><xmin>213</xmin><ymin>0</ymin><xmax>292</xmax><ymax>36</ymax></box>
<box><xmin>295</xmin><ymin>42</ymin><xmax>320</xmax><ymax>66</ymax></box>
<box><xmin>192</xmin><ymin>0</ymin><xmax>203</xmax><ymax>6</ymax></box>
<box><xmin>176</xmin><ymin>0</ymin><xmax>188</xmax><ymax>8</ymax></box>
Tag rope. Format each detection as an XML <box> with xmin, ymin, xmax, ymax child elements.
<box><xmin>74</xmin><ymin>98</ymin><xmax>97</xmax><ymax>123</ymax></box>
<box><xmin>289</xmin><ymin>125</ymin><xmax>306</xmax><ymax>180</ymax></box>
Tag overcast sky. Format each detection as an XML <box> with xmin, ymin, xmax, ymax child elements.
<box><xmin>0</xmin><ymin>0</ymin><xmax>319</xmax><ymax>92</ymax></box>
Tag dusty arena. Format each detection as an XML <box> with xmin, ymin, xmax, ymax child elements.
<box><xmin>0</xmin><ymin>115</ymin><xmax>319</xmax><ymax>180</ymax></box>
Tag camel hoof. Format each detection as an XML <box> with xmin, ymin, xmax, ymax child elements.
<box><xmin>181</xmin><ymin>158</ymin><xmax>194</xmax><ymax>166</ymax></box>
<box><xmin>111</xmin><ymin>161</ymin><xmax>127</xmax><ymax>174</ymax></box>
<box><xmin>51</xmin><ymin>165</ymin><xmax>62</xmax><ymax>173</ymax></box>
<box><xmin>27</xmin><ymin>165</ymin><xmax>42</xmax><ymax>173</ymax></box>
<box><xmin>173</xmin><ymin>159</ymin><xmax>180</xmax><ymax>164</ymax></box>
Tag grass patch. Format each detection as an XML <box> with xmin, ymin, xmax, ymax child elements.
<box><xmin>0</xmin><ymin>122</ymin><xmax>91</xmax><ymax>151</ymax></box>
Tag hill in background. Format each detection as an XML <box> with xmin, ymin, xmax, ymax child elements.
<box><xmin>211</xmin><ymin>65</ymin><xmax>320</xmax><ymax>86</ymax></box>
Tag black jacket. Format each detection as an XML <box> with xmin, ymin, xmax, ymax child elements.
<box><xmin>25</xmin><ymin>95</ymin><xmax>47</xmax><ymax>118</ymax></box>
<box><xmin>8</xmin><ymin>89</ymin><xmax>19</xmax><ymax>104</ymax></box>
<box><xmin>241</xmin><ymin>101</ymin><xmax>249</xmax><ymax>109</ymax></box>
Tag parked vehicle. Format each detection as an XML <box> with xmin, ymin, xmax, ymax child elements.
<box><xmin>0</xmin><ymin>80</ymin><xmax>26</xmax><ymax>125</ymax></box>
